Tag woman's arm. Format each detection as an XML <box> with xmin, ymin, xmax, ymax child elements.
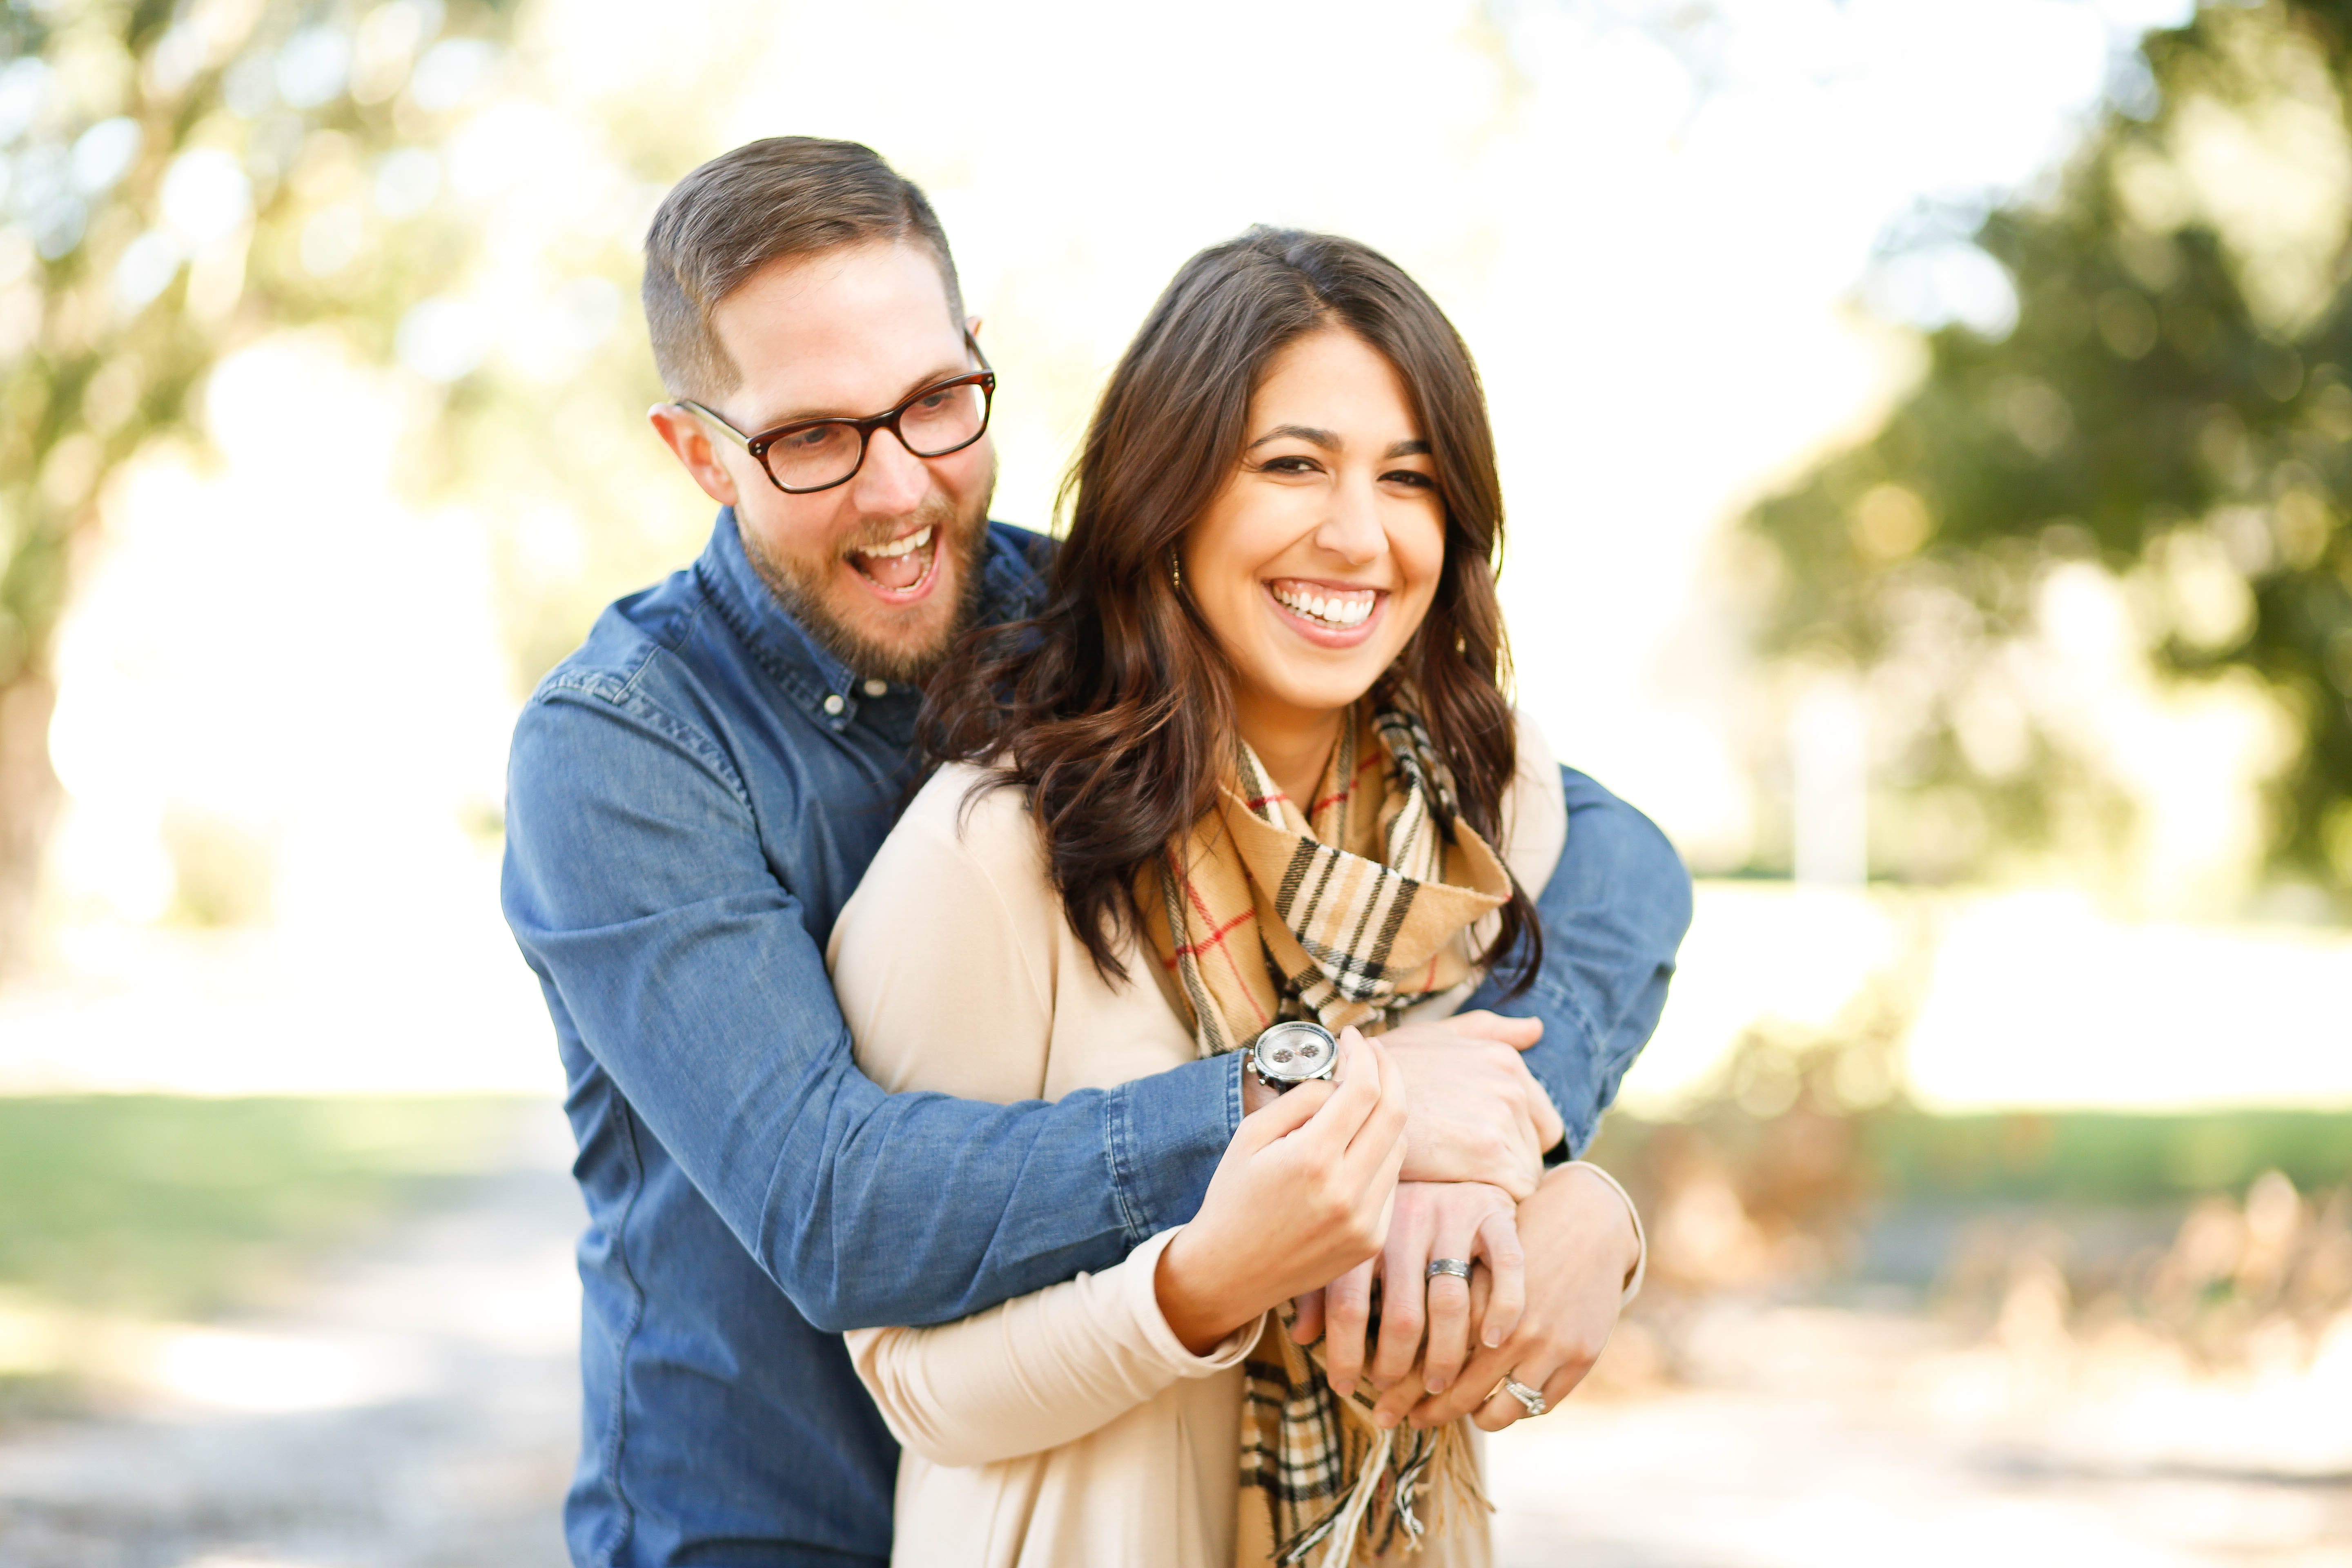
<box><xmin>844</xmin><ymin>1230</ymin><xmax>1257</xmax><ymax>1468</ymax></box>
<box><xmin>830</xmin><ymin>780</ymin><xmax>1405</xmax><ymax>1465</ymax></box>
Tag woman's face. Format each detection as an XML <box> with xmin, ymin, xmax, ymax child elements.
<box><xmin>1180</xmin><ymin>328</ymin><xmax>1447</xmax><ymax>735</ymax></box>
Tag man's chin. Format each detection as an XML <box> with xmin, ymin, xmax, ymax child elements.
<box><xmin>744</xmin><ymin>526</ymin><xmax>988</xmax><ymax>687</ymax></box>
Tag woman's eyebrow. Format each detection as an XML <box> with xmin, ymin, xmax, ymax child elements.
<box><xmin>1247</xmin><ymin>423</ymin><xmax>1338</xmax><ymax>451</ymax></box>
<box><xmin>1384</xmin><ymin>439</ymin><xmax>1432</xmax><ymax>459</ymax></box>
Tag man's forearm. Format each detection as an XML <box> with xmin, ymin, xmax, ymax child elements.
<box><xmin>1459</xmin><ymin>765</ymin><xmax>1691</xmax><ymax>1153</ymax></box>
<box><xmin>506</xmin><ymin>690</ymin><xmax>1245</xmax><ymax>1334</ymax></box>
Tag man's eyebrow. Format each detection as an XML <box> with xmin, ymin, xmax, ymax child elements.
<box><xmin>755</xmin><ymin>360</ymin><xmax>974</xmax><ymax>432</ymax></box>
<box><xmin>1247</xmin><ymin>423</ymin><xmax>1339</xmax><ymax>451</ymax></box>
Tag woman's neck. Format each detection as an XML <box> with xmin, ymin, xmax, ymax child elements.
<box><xmin>1235</xmin><ymin>695</ymin><xmax>1348</xmax><ymax>818</ymax></box>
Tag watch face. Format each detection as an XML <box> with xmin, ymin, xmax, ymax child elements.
<box><xmin>1253</xmin><ymin>1021</ymin><xmax>1337</xmax><ymax>1085</ymax></box>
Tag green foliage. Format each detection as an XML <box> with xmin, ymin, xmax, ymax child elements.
<box><xmin>1862</xmin><ymin>1107</ymin><xmax>2352</xmax><ymax>1203</ymax></box>
<box><xmin>0</xmin><ymin>1094</ymin><xmax>533</xmax><ymax>1320</ymax></box>
<box><xmin>1744</xmin><ymin>0</ymin><xmax>2352</xmax><ymax>894</ymax></box>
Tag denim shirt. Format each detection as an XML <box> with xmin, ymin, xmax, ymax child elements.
<box><xmin>501</xmin><ymin>511</ymin><xmax>1691</xmax><ymax>1568</ymax></box>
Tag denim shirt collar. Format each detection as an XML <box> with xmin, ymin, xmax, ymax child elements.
<box><xmin>692</xmin><ymin>507</ymin><xmax>1044</xmax><ymax>733</ymax></box>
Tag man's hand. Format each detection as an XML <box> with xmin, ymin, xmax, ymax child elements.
<box><xmin>1405</xmin><ymin>1162</ymin><xmax>1639</xmax><ymax>1432</ymax></box>
<box><xmin>1383</xmin><ymin>1012</ymin><xmax>1564</xmax><ymax>1199</ymax></box>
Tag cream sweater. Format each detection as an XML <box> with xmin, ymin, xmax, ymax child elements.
<box><xmin>826</xmin><ymin>714</ymin><xmax>1570</xmax><ymax>1568</ymax></box>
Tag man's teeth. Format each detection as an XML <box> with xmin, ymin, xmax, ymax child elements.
<box><xmin>1272</xmin><ymin>584</ymin><xmax>1374</xmax><ymax>628</ymax></box>
<box><xmin>856</xmin><ymin>525</ymin><xmax>933</xmax><ymax>561</ymax></box>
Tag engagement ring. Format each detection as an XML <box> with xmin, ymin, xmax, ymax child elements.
<box><xmin>1501</xmin><ymin>1376</ymin><xmax>1548</xmax><ymax>1417</ymax></box>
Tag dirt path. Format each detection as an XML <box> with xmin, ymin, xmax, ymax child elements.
<box><xmin>3</xmin><ymin>1158</ymin><xmax>2345</xmax><ymax>1568</ymax></box>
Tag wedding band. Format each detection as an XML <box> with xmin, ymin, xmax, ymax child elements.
<box><xmin>1426</xmin><ymin>1258</ymin><xmax>1472</xmax><ymax>1281</ymax></box>
<box><xmin>1502</xmin><ymin>1376</ymin><xmax>1548</xmax><ymax>1417</ymax></box>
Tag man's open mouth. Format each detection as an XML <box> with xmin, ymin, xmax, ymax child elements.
<box><xmin>847</xmin><ymin>525</ymin><xmax>938</xmax><ymax>597</ymax></box>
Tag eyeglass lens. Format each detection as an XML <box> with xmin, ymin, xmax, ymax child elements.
<box><xmin>766</xmin><ymin>381</ymin><xmax>989</xmax><ymax>490</ymax></box>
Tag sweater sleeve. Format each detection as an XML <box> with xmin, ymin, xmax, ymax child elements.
<box><xmin>827</xmin><ymin>770</ymin><xmax>1256</xmax><ymax>1466</ymax></box>
<box><xmin>844</xmin><ymin>1232</ymin><xmax>1259</xmax><ymax>1467</ymax></box>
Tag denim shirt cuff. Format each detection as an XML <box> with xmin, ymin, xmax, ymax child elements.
<box><xmin>1102</xmin><ymin>1053</ymin><xmax>1241</xmax><ymax>1245</ymax></box>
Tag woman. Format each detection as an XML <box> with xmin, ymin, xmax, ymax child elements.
<box><xmin>826</xmin><ymin>228</ymin><xmax>1640</xmax><ymax>1567</ymax></box>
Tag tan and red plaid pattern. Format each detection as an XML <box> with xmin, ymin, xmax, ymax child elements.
<box><xmin>1139</xmin><ymin>698</ymin><xmax>1510</xmax><ymax>1566</ymax></box>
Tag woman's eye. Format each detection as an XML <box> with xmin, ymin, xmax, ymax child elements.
<box><xmin>1384</xmin><ymin>470</ymin><xmax>1435</xmax><ymax>488</ymax></box>
<box><xmin>1260</xmin><ymin>456</ymin><xmax>1320</xmax><ymax>475</ymax></box>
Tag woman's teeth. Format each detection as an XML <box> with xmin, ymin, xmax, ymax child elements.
<box><xmin>1272</xmin><ymin>583</ymin><xmax>1374</xmax><ymax>629</ymax></box>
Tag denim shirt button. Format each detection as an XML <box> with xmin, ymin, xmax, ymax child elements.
<box><xmin>862</xmin><ymin>678</ymin><xmax>888</xmax><ymax>698</ymax></box>
<box><xmin>822</xmin><ymin>693</ymin><xmax>845</xmax><ymax>716</ymax></box>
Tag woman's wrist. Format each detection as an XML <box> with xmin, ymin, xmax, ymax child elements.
<box><xmin>1154</xmin><ymin>1223</ymin><xmax>1266</xmax><ymax>1356</ymax></box>
<box><xmin>1552</xmin><ymin>1160</ymin><xmax>1644</xmax><ymax>1296</ymax></box>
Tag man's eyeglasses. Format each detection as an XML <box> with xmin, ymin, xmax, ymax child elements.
<box><xmin>677</xmin><ymin>336</ymin><xmax>996</xmax><ymax>495</ymax></box>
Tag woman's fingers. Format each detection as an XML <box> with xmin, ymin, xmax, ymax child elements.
<box><xmin>1368</xmin><ymin>1192</ymin><xmax>1433</xmax><ymax>1391</ymax></box>
<box><xmin>1288</xmin><ymin>1287</ymin><xmax>1326</xmax><ymax>1345</ymax></box>
<box><xmin>1473</xmin><ymin>1207</ymin><xmax>1526</xmax><ymax>1350</ymax></box>
<box><xmin>1321</xmin><ymin>1257</ymin><xmax>1377</xmax><ymax>1397</ymax></box>
<box><xmin>1419</xmin><ymin>1210</ymin><xmax>1483</xmax><ymax>1396</ymax></box>
<box><xmin>1227</xmin><ymin>1075</ymin><xmax>1334</xmax><ymax>1154</ymax></box>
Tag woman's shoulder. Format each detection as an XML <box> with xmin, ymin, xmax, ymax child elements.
<box><xmin>867</xmin><ymin>762</ymin><xmax>1057</xmax><ymax>921</ymax></box>
<box><xmin>1499</xmin><ymin>706</ymin><xmax>1567</xmax><ymax>893</ymax></box>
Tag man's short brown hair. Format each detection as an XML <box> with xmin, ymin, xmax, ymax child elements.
<box><xmin>641</xmin><ymin>136</ymin><xmax>964</xmax><ymax>403</ymax></box>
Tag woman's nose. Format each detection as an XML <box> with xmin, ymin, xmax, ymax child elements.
<box><xmin>1313</xmin><ymin>473</ymin><xmax>1385</xmax><ymax>562</ymax></box>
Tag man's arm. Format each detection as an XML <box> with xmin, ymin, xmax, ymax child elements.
<box><xmin>1459</xmin><ymin>765</ymin><xmax>1693</xmax><ymax>1152</ymax></box>
<box><xmin>502</xmin><ymin>682</ymin><xmax>1241</xmax><ymax>1334</ymax></box>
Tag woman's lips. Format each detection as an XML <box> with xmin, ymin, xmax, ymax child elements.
<box><xmin>1263</xmin><ymin>579</ymin><xmax>1385</xmax><ymax>648</ymax></box>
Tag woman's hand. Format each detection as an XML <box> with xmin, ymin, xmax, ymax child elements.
<box><xmin>1298</xmin><ymin>1181</ymin><xmax>1522</xmax><ymax>1411</ymax></box>
<box><xmin>1155</xmin><ymin>1030</ymin><xmax>1408</xmax><ymax>1355</ymax></box>
<box><xmin>1406</xmin><ymin>1162</ymin><xmax>1639</xmax><ymax>1432</ymax></box>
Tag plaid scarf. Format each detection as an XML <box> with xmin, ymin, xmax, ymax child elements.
<box><xmin>1139</xmin><ymin>698</ymin><xmax>1511</xmax><ymax>1566</ymax></box>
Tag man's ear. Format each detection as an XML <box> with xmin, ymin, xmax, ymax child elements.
<box><xmin>649</xmin><ymin>403</ymin><xmax>741</xmax><ymax>507</ymax></box>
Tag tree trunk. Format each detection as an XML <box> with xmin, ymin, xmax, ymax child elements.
<box><xmin>0</xmin><ymin>672</ymin><xmax>60</xmax><ymax>974</ymax></box>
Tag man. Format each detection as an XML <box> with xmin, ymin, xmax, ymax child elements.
<box><xmin>502</xmin><ymin>136</ymin><xmax>1690</xmax><ymax>1568</ymax></box>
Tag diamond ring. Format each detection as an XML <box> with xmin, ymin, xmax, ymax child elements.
<box><xmin>1502</xmin><ymin>1376</ymin><xmax>1548</xmax><ymax>1417</ymax></box>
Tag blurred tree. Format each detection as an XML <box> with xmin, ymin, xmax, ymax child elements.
<box><xmin>1745</xmin><ymin>0</ymin><xmax>2352</xmax><ymax>904</ymax></box>
<box><xmin>0</xmin><ymin>0</ymin><xmax>516</xmax><ymax>959</ymax></box>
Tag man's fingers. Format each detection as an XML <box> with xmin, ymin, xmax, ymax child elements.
<box><xmin>1439</xmin><ymin>1009</ymin><xmax>1543</xmax><ymax>1048</ymax></box>
<box><xmin>1473</xmin><ymin>1208</ymin><xmax>1526</xmax><ymax>1350</ymax></box>
<box><xmin>1289</xmin><ymin>1287</ymin><xmax>1326</xmax><ymax>1345</ymax></box>
<box><xmin>1524</xmin><ymin>1082</ymin><xmax>1567</xmax><ymax>1157</ymax></box>
<box><xmin>1323</xmin><ymin>1258</ymin><xmax>1376</xmax><ymax>1398</ymax></box>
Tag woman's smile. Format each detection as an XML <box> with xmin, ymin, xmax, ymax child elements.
<box><xmin>1264</xmin><ymin>577</ymin><xmax>1385</xmax><ymax>645</ymax></box>
<box><xmin>1181</xmin><ymin>326</ymin><xmax>1447</xmax><ymax>762</ymax></box>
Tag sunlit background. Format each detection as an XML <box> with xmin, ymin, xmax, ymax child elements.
<box><xmin>2</xmin><ymin>0</ymin><xmax>2349</xmax><ymax>1564</ymax></box>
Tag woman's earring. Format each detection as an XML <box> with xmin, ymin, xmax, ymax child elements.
<box><xmin>1168</xmin><ymin>550</ymin><xmax>1184</xmax><ymax>590</ymax></box>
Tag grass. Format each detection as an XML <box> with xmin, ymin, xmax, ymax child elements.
<box><xmin>1863</xmin><ymin>1109</ymin><xmax>2352</xmax><ymax>1203</ymax></box>
<box><xmin>0</xmin><ymin>1095</ymin><xmax>541</xmax><ymax>1323</ymax></box>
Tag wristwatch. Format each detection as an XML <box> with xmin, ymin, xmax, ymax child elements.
<box><xmin>1247</xmin><ymin>1020</ymin><xmax>1339</xmax><ymax>1093</ymax></box>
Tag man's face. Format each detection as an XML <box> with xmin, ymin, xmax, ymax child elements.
<box><xmin>651</xmin><ymin>241</ymin><xmax>994</xmax><ymax>683</ymax></box>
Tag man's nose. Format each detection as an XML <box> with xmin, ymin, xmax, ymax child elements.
<box><xmin>848</xmin><ymin>427</ymin><xmax>931</xmax><ymax>517</ymax></box>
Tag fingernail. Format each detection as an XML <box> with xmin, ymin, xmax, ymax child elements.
<box><xmin>1483</xmin><ymin>1330</ymin><xmax>1503</xmax><ymax>1348</ymax></box>
<box><xmin>1426</xmin><ymin>1375</ymin><xmax>1450</xmax><ymax>1395</ymax></box>
<box><xmin>1374</xmin><ymin>1410</ymin><xmax>1399</xmax><ymax>1430</ymax></box>
<box><xmin>1330</xmin><ymin>1379</ymin><xmax>1354</xmax><ymax>1398</ymax></box>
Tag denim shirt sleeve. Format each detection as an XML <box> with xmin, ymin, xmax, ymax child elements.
<box><xmin>501</xmin><ymin>680</ymin><xmax>1241</xmax><ymax>1334</ymax></box>
<box><xmin>1459</xmin><ymin>766</ymin><xmax>1694</xmax><ymax>1155</ymax></box>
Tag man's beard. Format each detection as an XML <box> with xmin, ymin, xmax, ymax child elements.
<box><xmin>738</xmin><ymin>488</ymin><xmax>993</xmax><ymax>687</ymax></box>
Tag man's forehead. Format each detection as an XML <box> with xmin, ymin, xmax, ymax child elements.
<box><xmin>711</xmin><ymin>241</ymin><xmax>965</xmax><ymax>423</ymax></box>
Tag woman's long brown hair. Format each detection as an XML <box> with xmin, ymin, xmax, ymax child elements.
<box><xmin>922</xmin><ymin>226</ymin><xmax>1539</xmax><ymax>991</ymax></box>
